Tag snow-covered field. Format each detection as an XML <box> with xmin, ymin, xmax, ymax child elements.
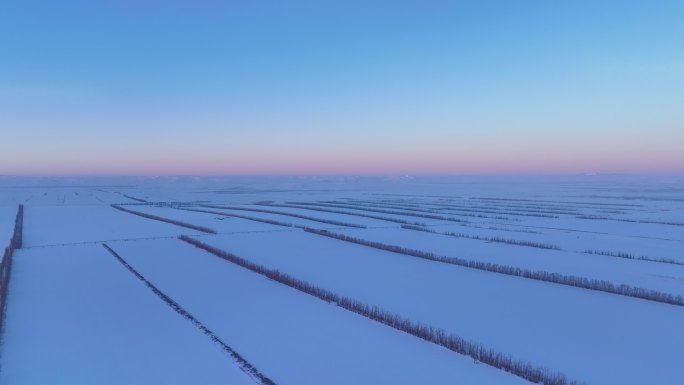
<box><xmin>0</xmin><ymin>176</ymin><xmax>683</xmax><ymax>384</ymax></box>
<box><xmin>0</xmin><ymin>245</ymin><xmax>256</xmax><ymax>385</ymax></box>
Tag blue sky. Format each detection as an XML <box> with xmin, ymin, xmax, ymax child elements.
<box><xmin>1</xmin><ymin>0</ymin><xmax>683</xmax><ymax>175</ymax></box>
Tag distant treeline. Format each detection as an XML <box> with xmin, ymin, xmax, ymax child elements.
<box><xmin>179</xmin><ymin>235</ymin><xmax>583</xmax><ymax>385</ymax></box>
<box><xmin>0</xmin><ymin>205</ymin><xmax>24</xmax><ymax>336</ymax></box>
<box><xmin>436</xmin><ymin>205</ymin><xmax>558</xmax><ymax>219</ymax></box>
<box><xmin>472</xmin><ymin>197</ymin><xmax>644</xmax><ymax>208</ymax></box>
<box><xmin>178</xmin><ymin>207</ymin><xmax>294</xmax><ymax>228</ymax></box>
<box><xmin>458</xmin><ymin>202</ymin><xmax>581</xmax><ymax>215</ymax></box>
<box><xmin>103</xmin><ymin>244</ymin><xmax>275</xmax><ymax>385</ymax></box>
<box><xmin>475</xmin><ymin>225</ymin><xmax>540</xmax><ymax>234</ymax></box>
<box><xmin>304</xmin><ymin>228</ymin><xmax>684</xmax><ymax>307</ymax></box>
<box><xmin>323</xmin><ymin>200</ymin><xmax>511</xmax><ymax>220</ymax></box>
<box><xmin>585</xmin><ymin>249</ymin><xmax>684</xmax><ymax>266</ymax></box>
<box><xmin>401</xmin><ymin>224</ymin><xmax>562</xmax><ymax>250</ymax></box>
<box><xmin>577</xmin><ymin>215</ymin><xmax>684</xmax><ymax>227</ymax></box>
<box><xmin>284</xmin><ymin>201</ymin><xmax>469</xmax><ymax>223</ymax></box>
<box><xmin>111</xmin><ymin>204</ymin><xmax>216</xmax><ymax>234</ymax></box>
<box><xmin>200</xmin><ymin>205</ymin><xmax>366</xmax><ymax>228</ymax></box>
<box><xmin>115</xmin><ymin>201</ymin><xmax>206</xmax><ymax>207</ymax></box>
<box><xmin>264</xmin><ymin>203</ymin><xmax>425</xmax><ymax>225</ymax></box>
<box><xmin>393</xmin><ymin>199</ymin><xmax>559</xmax><ymax>218</ymax></box>
<box><xmin>122</xmin><ymin>194</ymin><xmax>148</xmax><ymax>203</ymax></box>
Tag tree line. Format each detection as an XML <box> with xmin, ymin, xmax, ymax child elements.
<box><xmin>0</xmin><ymin>205</ymin><xmax>24</xmax><ymax>337</ymax></box>
<box><xmin>585</xmin><ymin>249</ymin><xmax>684</xmax><ymax>266</ymax></box>
<box><xmin>401</xmin><ymin>224</ymin><xmax>562</xmax><ymax>249</ymax></box>
<box><xmin>103</xmin><ymin>244</ymin><xmax>275</xmax><ymax>385</ymax></box>
<box><xmin>179</xmin><ymin>235</ymin><xmax>584</xmax><ymax>385</ymax></box>
<box><xmin>200</xmin><ymin>205</ymin><xmax>366</xmax><ymax>228</ymax></box>
<box><xmin>577</xmin><ymin>215</ymin><xmax>684</xmax><ymax>227</ymax></box>
<box><xmin>270</xmin><ymin>202</ymin><xmax>425</xmax><ymax>225</ymax></box>
<box><xmin>304</xmin><ymin>227</ymin><xmax>684</xmax><ymax>307</ymax></box>
<box><xmin>111</xmin><ymin>205</ymin><xmax>216</xmax><ymax>234</ymax></box>
<box><xmin>282</xmin><ymin>201</ymin><xmax>469</xmax><ymax>223</ymax></box>
<box><xmin>178</xmin><ymin>207</ymin><xmax>295</xmax><ymax>228</ymax></box>
<box><xmin>322</xmin><ymin>199</ymin><xmax>513</xmax><ymax>221</ymax></box>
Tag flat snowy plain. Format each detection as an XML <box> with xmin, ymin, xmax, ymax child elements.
<box><xmin>0</xmin><ymin>175</ymin><xmax>682</xmax><ymax>385</ymax></box>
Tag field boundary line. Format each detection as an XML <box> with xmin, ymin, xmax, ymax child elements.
<box><xmin>102</xmin><ymin>244</ymin><xmax>276</xmax><ymax>385</ymax></box>
<box><xmin>180</xmin><ymin>235</ymin><xmax>584</xmax><ymax>385</ymax></box>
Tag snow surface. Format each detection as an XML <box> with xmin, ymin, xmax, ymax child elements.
<box><xmin>111</xmin><ymin>238</ymin><xmax>529</xmax><ymax>385</ymax></box>
<box><xmin>0</xmin><ymin>245</ymin><xmax>255</xmax><ymax>385</ymax></box>
<box><xmin>127</xmin><ymin>205</ymin><xmax>291</xmax><ymax>234</ymax></box>
<box><xmin>331</xmin><ymin>227</ymin><xmax>684</xmax><ymax>296</ymax></box>
<box><xmin>198</xmin><ymin>229</ymin><xmax>684</xmax><ymax>385</ymax></box>
<box><xmin>1</xmin><ymin>175</ymin><xmax>683</xmax><ymax>385</ymax></box>
<box><xmin>22</xmin><ymin>205</ymin><xmax>205</xmax><ymax>248</ymax></box>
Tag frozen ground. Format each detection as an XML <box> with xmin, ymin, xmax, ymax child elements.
<box><xmin>0</xmin><ymin>245</ymin><xmax>256</xmax><ymax>385</ymax></box>
<box><xmin>0</xmin><ymin>175</ymin><xmax>683</xmax><ymax>384</ymax></box>
<box><xmin>110</xmin><ymin>238</ymin><xmax>528</xmax><ymax>385</ymax></box>
<box><xmin>196</xmin><ymin>230</ymin><xmax>684</xmax><ymax>385</ymax></box>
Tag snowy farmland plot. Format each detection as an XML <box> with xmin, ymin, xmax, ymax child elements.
<box><xmin>1</xmin><ymin>176</ymin><xmax>683</xmax><ymax>385</ymax></box>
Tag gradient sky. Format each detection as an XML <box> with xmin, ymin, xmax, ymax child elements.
<box><xmin>1</xmin><ymin>0</ymin><xmax>683</xmax><ymax>175</ymax></box>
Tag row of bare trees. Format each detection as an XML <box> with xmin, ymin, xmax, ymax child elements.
<box><xmin>262</xmin><ymin>202</ymin><xmax>425</xmax><ymax>225</ymax></box>
<box><xmin>464</xmin><ymin>203</ymin><xmax>579</xmax><ymax>216</ymax></box>
<box><xmin>577</xmin><ymin>215</ymin><xmax>684</xmax><ymax>227</ymax></box>
<box><xmin>284</xmin><ymin>201</ymin><xmax>469</xmax><ymax>223</ymax></box>
<box><xmin>449</xmin><ymin>230</ymin><xmax>561</xmax><ymax>250</ymax></box>
<box><xmin>178</xmin><ymin>208</ymin><xmax>294</xmax><ymax>228</ymax></box>
<box><xmin>585</xmin><ymin>249</ymin><xmax>684</xmax><ymax>266</ymax></box>
<box><xmin>321</xmin><ymin>200</ymin><xmax>506</xmax><ymax>220</ymax></box>
<box><xmin>480</xmin><ymin>225</ymin><xmax>540</xmax><ymax>234</ymax></box>
<box><xmin>102</xmin><ymin>244</ymin><xmax>275</xmax><ymax>385</ymax></box>
<box><xmin>400</xmin><ymin>224</ymin><xmax>562</xmax><ymax>249</ymax></box>
<box><xmin>473</xmin><ymin>196</ymin><xmax>642</xmax><ymax>208</ymax></box>
<box><xmin>0</xmin><ymin>205</ymin><xmax>24</xmax><ymax>336</ymax></box>
<box><xmin>111</xmin><ymin>205</ymin><xmax>216</xmax><ymax>234</ymax></box>
<box><xmin>437</xmin><ymin>205</ymin><xmax>557</xmax><ymax>219</ymax></box>
<box><xmin>122</xmin><ymin>194</ymin><xmax>147</xmax><ymax>203</ymax></box>
<box><xmin>388</xmin><ymin>199</ymin><xmax>557</xmax><ymax>218</ymax></box>
<box><xmin>179</xmin><ymin>235</ymin><xmax>583</xmax><ymax>385</ymax></box>
<box><xmin>305</xmin><ymin>228</ymin><xmax>684</xmax><ymax>307</ymax></box>
<box><xmin>200</xmin><ymin>205</ymin><xmax>366</xmax><ymax>228</ymax></box>
<box><xmin>465</xmin><ymin>200</ymin><xmax>586</xmax><ymax>213</ymax></box>
<box><xmin>429</xmin><ymin>201</ymin><xmax>575</xmax><ymax>216</ymax></box>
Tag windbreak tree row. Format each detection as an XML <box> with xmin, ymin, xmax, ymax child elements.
<box><xmin>422</xmin><ymin>200</ymin><xmax>579</xmax><ymax>216</ymax></box>
<box><xmin>577</xmin><ymin>215</ymin><xmax>684</xmax><ymax>227</ymax></box>
<box><xmin>321</xmin><ymin>200</ymin><xmax>513</xmax><ymax>220</ymax></box>
<box><xmin>437</xmin><ymin>205</ymin><xmax>558</xmax><ymax>219</ymax></box>
<box><xmin>466</xmin><ymin>224</ymin><xmax>541</xmax><ymax>234</ymax></box>
<box><xmin>111</xmin><ymin>205</ymin><xmax>216</xmax><ymax>234</ymax></box>
<box><xmin>264</xmin><ymin>203</ymin><xmax>425</xmax><ymax>225</ymax></box>
<box><xmin>458</xmin><ymin>204</ymin><xmax>577</xmax><ymax>216</ymax></box>
<box><xmin>471</xmin><ymin>197</ymin><xmax>643</xmax><ymax>208</ymax></box>
<box><xmin>282</xmin><ymin>201</ymin><xmax>469</xmax><ymax>223</ymax></box>
<box><xmin>401</xmin><ymin>224</ymin><xmax>562</xmax><ymax>250</ymax></box>
<box><xmin>200</xmin><ymin>205</ymin><xmax>366</xmax><ymax>228</ymax></box>
<box><xmin>177</xmin><ymin>208</ymin><xmax>295</xmax><ymax>228</ymax></box>
<box><xmin>122</xmin><ymin>194</ymin><xmax>148</xmax><ymax>203</ymax></box>
<box><xmin>0</xmin><ymin>205</ymin><xmax>24</xmax><ymax>336</ymax></box>
<box><xmin>102</xmin><ymin>244</ymin><xmax>276</xmax><ymax>385</ymax></box>
<box><xmin>179</xmin><ymin>235</ymin><xmax>584</xmax><ymax>385</ymax></box>
<box><xmin>304</xmin><ymin>228</ymin><xmax>684</xmax><ymax>307</ymax></box>
<box><xmin>585</xmin><ymin>249</ymin><xmax>684</xmax><ymax>266</ymax></box>
<box><xmin>368</xmin><ymin>199</ymin><xmax>557</xmax><ymax>218</ymax></box>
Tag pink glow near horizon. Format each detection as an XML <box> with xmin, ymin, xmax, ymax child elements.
<box><xmin>4</xmin><ymin>145</ymin><xmax>683</xmax><ymax>176</ymax></box>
